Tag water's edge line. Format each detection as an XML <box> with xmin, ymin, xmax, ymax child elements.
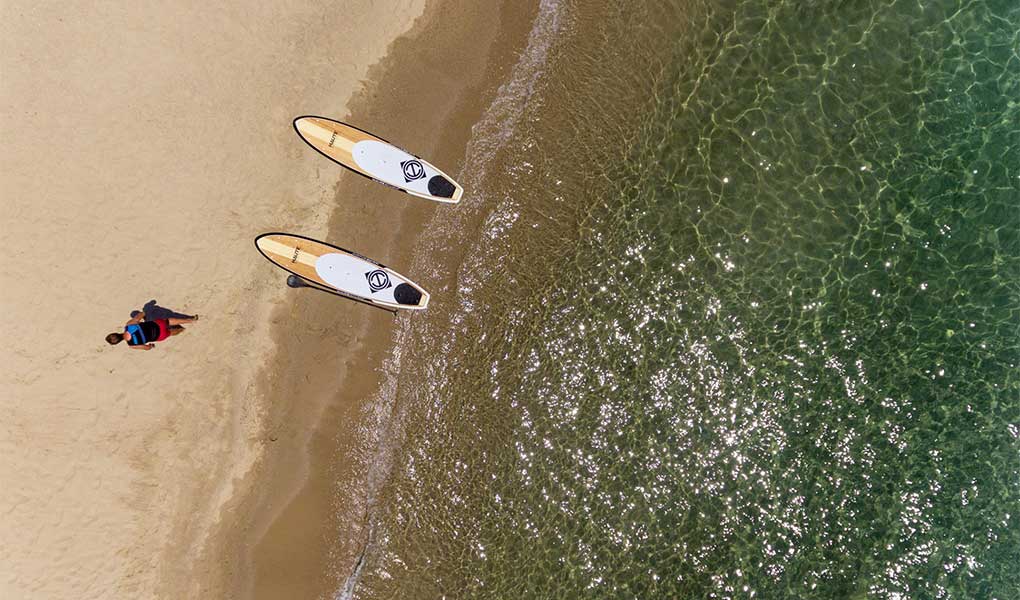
<box><xmin>335</xmin><ymin>1</ymin><xmax>569</xmax><ymax>597</ymax></box>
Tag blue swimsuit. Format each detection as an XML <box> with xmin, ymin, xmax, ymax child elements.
<box><xmin>125</xmin><ymin>322</ymin><xmax>159</xmax><ymax>345</ymax></box>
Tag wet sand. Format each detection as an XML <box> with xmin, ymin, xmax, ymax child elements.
<box><xmin>216</xmin><ymin>1</ymin><xmax>543</xmax><ymax>598</ymax></box>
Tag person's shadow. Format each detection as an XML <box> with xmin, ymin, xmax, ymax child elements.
<box><xmin>130</xmin><ymin>300</ymin><xmax>196</xmax><ymax>320</ymax></box>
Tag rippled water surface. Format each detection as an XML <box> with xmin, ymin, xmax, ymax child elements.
<box><xmin>347</xmin><ymin>0</ymin><xmax>1019</xmax><ymax>598</ymax></box>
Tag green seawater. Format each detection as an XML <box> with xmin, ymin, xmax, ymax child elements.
<box><xmin>346</xmin><ymin>0</ymin><xmax>1020</xmax><ymax>598</ymax></box>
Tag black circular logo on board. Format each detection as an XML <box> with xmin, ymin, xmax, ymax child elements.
<box><xmin>401</xmin><ymin>159</ymin><xmax>425</xmax><ymax>182</ymax></box>
<box><xmin>366</xmin><ymin>269</ymin><xmax>392</xmax><ymax>293</ymax></box>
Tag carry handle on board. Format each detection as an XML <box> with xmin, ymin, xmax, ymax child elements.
<box><xmin>286</xmin><ymin>275</ymin><xmax>398</xmax><ymax>315</ymax></box>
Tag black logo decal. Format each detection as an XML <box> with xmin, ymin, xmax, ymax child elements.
<box><xmin>366</xmin><ymin>269</ymin><xmax>392</xmax><ymax>293</ymax></box>
<box><xmin>401</xmin><ymin>159</ymin><xmax>425</xmax><ymax>182</ymax></box>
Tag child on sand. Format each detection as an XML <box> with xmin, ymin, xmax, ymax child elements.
<box><xmin>105</xmin><ymin>311</ymin><xmax>198</xmax><ymax>350</ymax></box>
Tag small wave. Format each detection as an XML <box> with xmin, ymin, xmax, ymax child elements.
<box><xmin>415</xmin><ymin>0</ymin><xmax>569</xmax><ymax>271</ymax></box>
<box><xmin>457</xmin><ymin>0</ymin><xmax>566</xmax><ymax>199</ymax></box>
<box><xmin>333</xmin><ymin>1</ymin><xmax>568</xmax><ymax>598</ymax></box>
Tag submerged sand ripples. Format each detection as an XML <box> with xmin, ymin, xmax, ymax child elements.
<box><xmin>345</xmin><ymin>0</ymin><xmax>1019</xmax><ymax>598</ymax></box>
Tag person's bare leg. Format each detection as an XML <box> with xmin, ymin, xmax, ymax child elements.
<box><xmin>168</xmin><ymin>316</ymin><xmax>197</xmax><ymax>326</ymax></box>
<box><xmin>169</xmin><ymin>325</ymin><xmax>186</xmax><ymax>336</ymax></box>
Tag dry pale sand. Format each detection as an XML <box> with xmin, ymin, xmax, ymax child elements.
<box><xmin>0</xmin><ymin>2</ymin><xmax>425</xmax><ymax>598</ymax></box>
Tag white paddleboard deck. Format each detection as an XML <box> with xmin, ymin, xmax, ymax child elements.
<box><xmin>255</xmin><ymin>233</ymin><xmax>429</xmax><ymax>310</ymax></box>
<box><xmin>294</xmin><ymin>116</ymin><xmax>463</xmax><ymax>204</ymax></box>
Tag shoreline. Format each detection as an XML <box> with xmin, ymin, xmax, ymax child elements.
<box><xmin>216</xmin><ymin>0</ymin><xmax>544</xmax><ymax>598</ymax></box>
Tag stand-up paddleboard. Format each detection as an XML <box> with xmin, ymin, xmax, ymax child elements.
<box><xmin>293</xmin><ymin>116</ymin><xmax>463</xmax><ymax>204</ymax></box>
<box><xmin>255</xmin><ymin>233</ymin><xmax>430</xmax><ymax>311</ymax></box>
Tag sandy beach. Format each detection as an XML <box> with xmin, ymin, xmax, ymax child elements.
<box><xmin>0</xmin><ymin>2</ymin><xmax>429</xmax><ymax>598</ymax></box>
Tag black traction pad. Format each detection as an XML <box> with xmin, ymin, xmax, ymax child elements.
<box><xmin>394</xmin><ymin>283</ymin><xmax>423</xmax><ymax>305</ymax></box>
<box><xmin>427</xmin><ymin>175</ymin><xmax>456</xmax><ymax>198</ymax></box>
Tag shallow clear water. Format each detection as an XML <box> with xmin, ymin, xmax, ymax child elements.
<box><xmin>346</xmin><ymin>0</ymin><xmax>1020</xmax><ymax>598</ymax></box>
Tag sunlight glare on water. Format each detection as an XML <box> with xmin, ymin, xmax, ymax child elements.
<box><xmin>345</xmin><ymin>0</ymin><xmax>1020</xmax><ymax>598</ymax></box>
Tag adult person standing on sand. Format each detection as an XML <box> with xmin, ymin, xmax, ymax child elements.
<box><xmin>105</xmin><ymin>310</ymin><xmax>198</xmax><ymax>350</ymax></box>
